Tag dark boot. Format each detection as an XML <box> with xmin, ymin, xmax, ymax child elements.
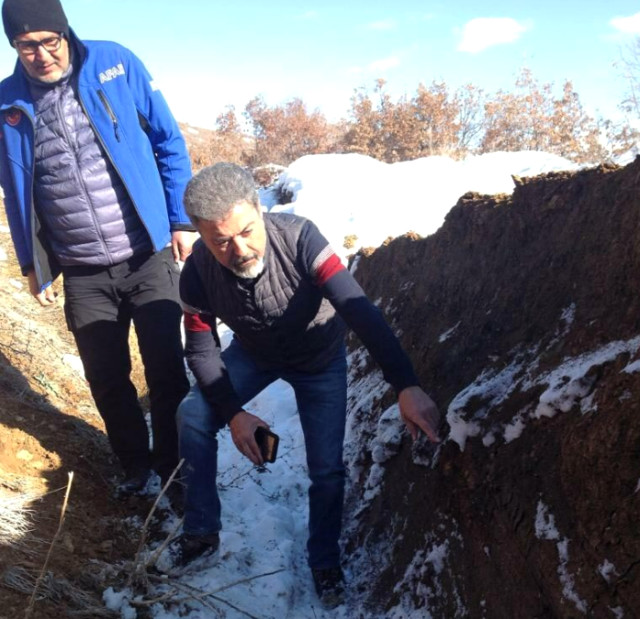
<box><xmin>115</xmin><ymin>467</ymin><xmax>151</xmax><ymax>497</ymax></box>
<box><xmin>312</xmin><ymin>566</ymin><xmax>345</xmax><ymax>608</ymax></box>
<box><xmin>168</xmin><ymin>532</ymin><xmax>220</xmax><ymax>568</ymax></box>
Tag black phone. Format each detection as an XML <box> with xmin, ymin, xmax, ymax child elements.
<box><xmin>254</xmin><ymin>426</ymin><xmax>279</xmax><ymax>463</ymax></box>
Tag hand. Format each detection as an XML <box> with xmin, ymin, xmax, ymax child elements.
<box><xmin>171</xmin><ymin>230</ymin><xmax>197</xmax><ymax>262</ymax></box>
<box><xmin>228</xmin><ymin>410</ymin><xmax>269</xmax><ymax>465</ymax></box>
<box><xmin>27</xmin><ymin>271</ymin><xmax>57</xmax><ymax>306</ymax></box>
<box><xmin>398</xmin><ymin>386</ymin><xmax>441</xmax><ymax>443</ymax></box>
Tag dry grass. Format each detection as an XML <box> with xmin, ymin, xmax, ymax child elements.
<box><xmin>3</xmin><ymin>566</ymin><xmax>118</xmax><ymax>618</ymax></box>
<box><xmin>0</xmin><ymin>488</ymin><xmax>35</xmax><ymax>549</ymax></box>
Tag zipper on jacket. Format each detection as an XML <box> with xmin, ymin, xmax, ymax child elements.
<box><xmin>55</xmin><ymin>93</ymin><xmax>111</xmax><ymax>260</ymax></box>
<box><xmin>97</xmin><ymin>90</ymin><xmax>120</xmax><ymax>142</ymax></box>
<box><xmin>77</xmin><ymin>95</ymin><xmax>153</xmax><ymax>247</ymax></box>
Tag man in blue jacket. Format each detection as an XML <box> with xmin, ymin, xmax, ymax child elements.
<box><xmin>0</xmin><ymin>0</ymin><xmax>194</xmax><ymax>500</ymax></box>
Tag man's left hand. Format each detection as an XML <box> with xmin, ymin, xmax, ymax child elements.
<box><xmin>171</xmin><ymin>230</ymin><xmax>197</xmax><ymax>262</ymax></box>
<box><xmin>398</xmin><ymin>385</ymin><xmax>441</xmax><ymax>443</ymax></box>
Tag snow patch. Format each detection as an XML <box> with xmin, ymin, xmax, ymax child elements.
<box><xmin>535</xmin><ymin>501</ymin><xmax>587</xmax><ymax>613</ymax></box>
<box><xmin>389</xmin><ymin>526</ymin><xmax>467</xmax><ymax>619</ymax></box>
<box><xmin>439</xmin><ymin>321</ymin><xmax>460</xmax><ymax>343</ymax></box>
<box><xmin>62</xmin><ymin>354</ymin><xmax>85</xmax><ymax>376</ymax></box>
<box><xmin>503</xmin><ymin>415</ymin><xmax>526</xmax><ymax>443</ymax></box>
<box><xmin>557</xmin><ymin>539</ymin><xmax>587</xmax><ymax>614</ymax></box>
<box><xmin>448</xmin><ymin>335</ymin><xmax>640</xmax><ymax>450</ymax></box>
<box><xmin>103</xmin><ymin>587</ymin><xmax>136</xmax><ymax>619</ymax></box>
<box><xmin>598</xmin><ymin>559</ymin><xmax>618</xmax><ymax>583</ymax></box>
<box><xmin>535</xmin><ymin>501</ymin><xmax>559</xmax><ymax>541</ymax></box>
<box><xmin>560</xmin><ymin>303</ymin><xmax>576</xmax><ymax>326</ymax></box>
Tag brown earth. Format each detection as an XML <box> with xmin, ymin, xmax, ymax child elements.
<box><xmin>0</xmin><ymin>218</ymin><xmax>164</xmax><ymax>618</ymax></box>
<box><xmin>345</xmin><ymin>159</ymin><xmax>640</xmax><ymax>616</ymax></box>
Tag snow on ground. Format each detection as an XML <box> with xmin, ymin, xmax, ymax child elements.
<box><xmin>262</xmin><ymin>151</ymin><xmax>579</xmax><ymax>260</ymax></box>
<box><xmin>106</xmin><ymin>151</ymin><xmax>590</xmax><ymax>618</ymax></box>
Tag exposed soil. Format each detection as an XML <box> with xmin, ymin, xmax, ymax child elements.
<box><xmin>0</xmin><ymin>218</ymin><xmax>161</xmax><ymax>618</ymax></box>
<box><xmin>346</xmin><ymin>160</ymin><xmax>640</xmax><ymax>617</ymax></box>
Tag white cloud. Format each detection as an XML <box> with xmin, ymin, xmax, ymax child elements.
<box><xmin>610</xmin><ymin>12</ymin><xmax>640</xmax><ymax>34</ymax></box>
<box><xmin>366</xmin><ymin>19</ymin><xmax>397</xmax><ymax>31</ymax></box>
<box><xmin>369</xmin><ymin>55</ymin><xmax>401</xmax><ymax>72</ymax></box>
<box><xmin>457</xmin><ymin>17</ymin><xmax>528</xmax><ymax>54</ymax></box>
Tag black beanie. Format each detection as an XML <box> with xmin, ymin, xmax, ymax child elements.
<box><xmin>2</xmin><ymin>0</ymin><xmax>69</xmax><ymax>45</ymax></box>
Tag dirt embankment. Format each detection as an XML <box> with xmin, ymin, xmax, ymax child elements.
<box><xmin>0</xmin><ymin>219</ymin><xmax>157</xmax><ymax>618</ymax></box>
<box><xmin>346</xmin><ymin>160</ymin><xmax>640</xmax><ymax>616</ymax></box>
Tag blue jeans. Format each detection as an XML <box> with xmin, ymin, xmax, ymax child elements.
<box><xmin>177</xmin><ymin>339</ymin><xmax>348</xmax><ymax>569</ymax></box>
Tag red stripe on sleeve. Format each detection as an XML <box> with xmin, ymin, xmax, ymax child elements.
<box><xmin>184</xmin><ymin>311</ymin><xmax>213</xmax><ymax>332</ymax></box>
<box><xmin>314</xmin><ymin>253</ymin><xmax>345</xmax><ymax>286</ymax></box>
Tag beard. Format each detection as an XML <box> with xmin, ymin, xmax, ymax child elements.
<box><xmin>231</xmin><ymin>254</ymin><xmax>265</xmax><ymax>279</ymax></box>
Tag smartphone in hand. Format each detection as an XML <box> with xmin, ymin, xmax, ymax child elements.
<box><xmin>254</xmin><ymin>426</ymin><xmax>279</xmax><ymax>463</ymax></box>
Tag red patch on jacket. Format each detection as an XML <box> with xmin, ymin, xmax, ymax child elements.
<box><xmin>184</xmin><ymin>311</ymin><xmax>213</xmax><ymax>332</ymax></box>
<box><xmin>314</xmin><ymin>252</ymin><xmax>345</xmax><ymax>286</ymax></box>
<box><xmin>5</xmin><ymin>109</ymin><xmax>22</xmax><ymax>127</ymax></box>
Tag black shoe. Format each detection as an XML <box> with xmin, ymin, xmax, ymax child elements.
<box><xmin>168</xmin><ymin>533</ymin><xmax>220</xmax><ymax>568</ymax></box>
<box><xmin>312</xmin><ymin>566</ymin><xmax>345</xmax><ymax>609</ymax></box>
<box><xmin>115</xmin><ymin>468</ymin><xmax>151</xmax><ymax>497</ymax></box>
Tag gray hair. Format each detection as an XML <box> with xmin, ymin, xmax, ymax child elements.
<box><xmin>183</xmin><ymin>162</ymin><xmax>260</xmax><ymax>224</ymax></box>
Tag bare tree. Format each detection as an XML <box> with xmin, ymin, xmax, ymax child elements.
<box><xmin>243</xmin><ymin>96</ymin><xmax>336</xmax><ymax>166</ymax></box>
<box><xmin>184</xmin><ymin>65</ymin><xmax>634</xmax><ymax>170</ymax></box>
<box><xmin>617</xmin><ymin>36</ymin><xmax>640</xmax><ymax>119</ymax></box>
<box><xmin>480</xmin><ymin>68</ymin><xmax>608</xmax><ymax>163</ymax></box>
<box><xmin>342</xmin><ymin>79</ymin><xmax>486</xmax><ymax>162</ymax></box>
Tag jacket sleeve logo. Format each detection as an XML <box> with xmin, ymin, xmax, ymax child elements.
<box><xmin>99</xmin><ymin>63</ymin><xmax>126</xmax><ymax>84</ymax></box>
<box><xmin>5</xmin><ymin>108</ymin><xmax>22</xmax><ymax>126</ymax></box>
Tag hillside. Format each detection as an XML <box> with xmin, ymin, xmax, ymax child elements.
<box><xmin>0</xmin><ymin>156</ymin><xmax>639</xmax><ymax>617</ymax></box>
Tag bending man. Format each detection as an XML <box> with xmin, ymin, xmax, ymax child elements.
<box><xmin>175</xmin><ymin>162</ymin><xmax>440</xmax><ymax>608</ymax></box>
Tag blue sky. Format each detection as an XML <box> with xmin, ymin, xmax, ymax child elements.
<box><xmin>1</xmin><ymin>0</ymin><xmax>639</xmax><ymax>129</ymax></box>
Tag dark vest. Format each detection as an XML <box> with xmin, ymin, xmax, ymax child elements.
<box><xmin>191</xmin><ymin>212</ymin><xmax>346</xmax><ymax>372</ymax></box>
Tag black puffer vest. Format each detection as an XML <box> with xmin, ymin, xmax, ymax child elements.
<box><xmin>191</xmin><ymin>212</ymin><xmax>346</xmax><ymax>371</ymax></box>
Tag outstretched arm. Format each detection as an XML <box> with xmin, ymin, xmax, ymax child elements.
<box><xmin>298</xmin><ymin>220</ymin><xmax>441</xmax><ymax>442</ymax></box>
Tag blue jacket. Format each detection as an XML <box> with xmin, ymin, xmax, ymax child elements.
<box><xmin>0</xmin><ymin>31</ymin><xmax>193</xmax><ymax>287</ymax></box>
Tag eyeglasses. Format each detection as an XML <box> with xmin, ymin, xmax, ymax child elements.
<box><xmin>14</xmin><ymin>34</ymin><xmax>64</xmax><ymax>56</ymax></box>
